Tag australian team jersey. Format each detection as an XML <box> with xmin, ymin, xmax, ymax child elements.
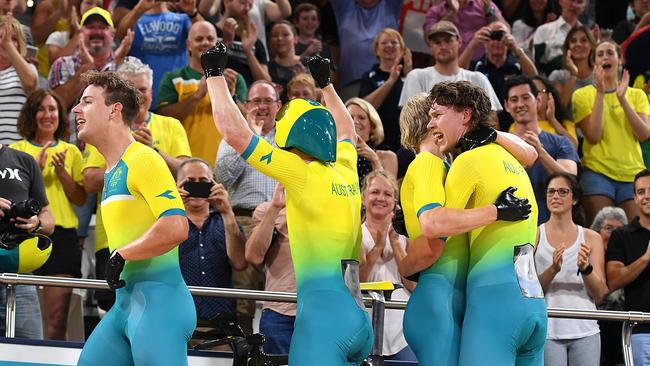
<box><xmin>100</xmin><ymin>142</ymin><xmax>186</xmax><ymax>283</ymax></box>
<box><xmin>242</xmin><ymin>135</ymin><xmax>361</xmax><ymax>291</ymax></box>
<box><xmin>400</xmin><ymin>151</ymin><xmax>469</xmax><ymax>277</ymax></box>
<box><xmin>10</xmin><ymin>139</ymin><xmax>84</xmax><ymax>229</ymax></box>
<box><xmin>445</xmin><ymin>143</ymin><xmax>538</xmax><ymax>281</ymax></box>
<box><xmin>82</xmin><ymin>114</ymin><xmax>191</xmax><ymax>252</ymax></box>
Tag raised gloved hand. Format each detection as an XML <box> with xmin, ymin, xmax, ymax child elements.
<box><xmin>457</xmin><ymin>126</ymin><xmax>497</xmax><ymax>152</ymax></box>
<box><xmin>307</xmin><ymin>55</ymin><xmax>331</xmax><ymax>88</ymax></box>
<box><xmin>105</xmin><ymin>250</ymin><xmax>126</xmax><ymax>290</ymax></box>
<box><xmin>495</xmin><ymin>186</ymin><xmax>531</xmax><ymax>222</ymax></box>
<box><xmin>201</xmin><ymin>43</ymin><xmax>228</xmax><ymax>78</ymax></box>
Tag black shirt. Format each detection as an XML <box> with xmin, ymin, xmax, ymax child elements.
<box><xmin>606</xmin><ymin>217</ymin><xmax>650</xmax><ymax>333</ymax></box>
<box><xmin>0</xmin><ymin>145</ymin><xmax>48</xmax><ymax>207</ymax></box>
<box><xmin>215</xmin><ymin>27</ymin><xmax>269</xmax><ymax>86</ymax></box>
<box><xmin>358</xmin><ymin>64</ymin><xmax>404</xmax><ymax>152</ymax></box>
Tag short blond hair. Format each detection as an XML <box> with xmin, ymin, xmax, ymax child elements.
<box><xmin>400</xmin><ymin>93</ymin><xmax>431</xmax><ymax>153</ymax></box>
<box><xmin>345</xmin><ymin>97</ymin><xmax>384</xmax><ymax>147</ymax></box>
<box><xmin>1</xmin><ymin>17</ymin><xmax>26</xmax><ymax>57</ymax></box>
<box><xmin>287</xmin><ymin>73</ymin><xmax>316</xmax><ymax>94</ymax></box>
<box><xmin>372</xmin><ymin>28</ymin><xmax>405</xmax><ymax>58</ymax></box>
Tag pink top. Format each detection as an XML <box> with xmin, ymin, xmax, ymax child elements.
<box><xmin>423</xmin><ymin>0</ymin><xmax>502</xmax><ymax>60</ymax></box>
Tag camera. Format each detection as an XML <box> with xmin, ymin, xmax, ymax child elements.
<box><xmin>0</xmin><ymin>199</ymin><xmax>42</xmax><ymax>250</ymax></box>
<box><xmin>489</xmin><ymin>30</ymin><xmax>504</xmax><ymax>41</ymax></box>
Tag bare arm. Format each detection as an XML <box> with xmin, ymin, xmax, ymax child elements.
<box><xmin>118</xmin><ymin>214</ymin><xmax>189</xmax><ymax>260</ymax></box>
<box><xmin>245</xmin><ymin>206</ymin><xmax>281</xmax><ymax>266</ymax></box>
<box><xmin>607</xmin><ymin>243</ymin><xmax>650</xmax><ymax>291</ymax></box>
<box><xmin>264</xmin><ymin>0</ymin><xmax>291</xmax><ymax>22</ymax></box>
<box><xmin>388</xmin><ymin>233</ymin><xmax>416</xmax><ymax>292</ymax></box>
<box><xmin>322</xmin><ymin>84</ymin><xmax>356</xmax><ymax>142</ymax></box>
<box><xmin>359</xmin><ymin>239</ymin><xmax>385</xmax><ymax>282</ymax></box>
<box><xmin>397</xmin><ymin>235</ymin><xmax>444</xmax><ymax>277</ymax></box>
<box><xmin>30</xmin><ymin>0</ymin><xmax>66</xmax><ymax>44</ymax></box>
<box><xmin>206</xmin><ymin>75</ymin><xmax>254</xmax><ymax>153</ymax></box>
<box><xmin>620</xmin><ymin>102</ymin><xmax>650</xmax><ymax>142</ymax></box>
<box><xmin>419</xmin><ymin>205</ymin><xmax>497</xmax><ymax>239</ymax></box>
<box><xmin>496</xmin><ymin>131</ymin><xmax>538</xmax><ymax>167</ymax></box>
<box><xmin>580</xmin><ymin>69</ymin><xmax>605</xmax><ymax>144</ymax></box>
<box><xmin>222</xmin><ymin>210</ymin><xmax>246</xmax><ymax>270</ymax></box>
<box><xmin>82</xmin><ymin>167</ymin><xmax>104</xmax><ymax>194</ymax></box>
<box><xmin>2</xmin><ymin>25</ymin><xmax>37</xmax><ymax>93</ymax></box>
<box><xmin>37</xmin><ymin>205</ymin><xmax>55</xmax><ymax>235</ymax></box>
<box><xmin>362</xmin><ymin>61</ymin><xmax>402</xmax><ymax>109</ymax></box>
<box><xmin>513</xmin><ymin>46</ymin><xmax>537</xmax><ymax>76</ymax></box>
<box><xmin>581</xmin><ymin>229</ymin><xmax>608</xmax><ymax>305</ymax></box>
<box><xmin>116</xmin><ymin>1</ymin><xmax>149</xmax><ymax>41</ymax></box>
<box><xmin>54</xmin><ymin>168</ymin><xmax>86</xmax><ymax>207</ymax></box>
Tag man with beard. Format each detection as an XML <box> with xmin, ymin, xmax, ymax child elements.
<box><xmin>399</xmin><ymin>20</ymin><xmax>501</xmax><ymax>126</ymax></box>
<box><xmin>49</xmin><ymin>7</ymin><xmax>133</xmax><ymax>111</ymax></box>
<box><xmin>215</xmin><ymin>80</ymin><xmax>280</xmax><ymax>334</ymax></box>
<box><xmin>157</xmin><ymin>20</ymin><xmax>246</xmax><ymax>166</ymax></box>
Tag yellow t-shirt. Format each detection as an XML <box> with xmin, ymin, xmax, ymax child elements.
<box><xmin>10</xmin><ymin>139</ymin><xmax>84</xmax><ymax>229</ymax></box>
<box><xmin>243</xmin><ymin>135</ymin><xmax>362</xmax><ymax>290</ymax></box>
<box><xmin>508</xmin><ymin>119</ymin><xmax>578</xmax><ymax>143</ymax></box>
<box><xmin>157</xmin><ymin>68</ymin><xmax>221</xmax><ymax>166</ymax></box>
<box><xmin>573</xmin><ymin>85</ymin><xmax>650</xmax><ymax>182</ymax></box>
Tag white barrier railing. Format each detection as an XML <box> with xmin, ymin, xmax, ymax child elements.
<box><xmin>1</xmin><ymin>273</ymin><xmax>647</xmax><ymax>366</ymax></box>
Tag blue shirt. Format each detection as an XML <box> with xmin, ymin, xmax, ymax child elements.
<box><xmin>179</xmin><ymin>211</ymin><xmax>244</xmax><ymax>320</ymax></box>
<box><xmin>526</xmin><ymin>131</ymin><xmax>580</xmax><ymax>224</ymax></box>
<box><xmin>129</xmin><ymin>11</ymin><xmax>190</xmax><ymax>108</ymax></box>
<box><xmin>329</xmin><ymin>0</ymin><xmax>402</xmax><ymax>87</ymax></box>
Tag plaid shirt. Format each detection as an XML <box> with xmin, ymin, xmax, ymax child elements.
<box><xmin>48</xmin><ymin>54</ymin><xmax>116</xmax><ymax>89</ymax></box>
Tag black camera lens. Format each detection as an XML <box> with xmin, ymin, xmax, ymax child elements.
<box><xmin>489</xmin><ymin>30</ymin><xmax>504</xmax><ymax>41</ymax></box>
<box><xmin>11</xmin><ymin>199</ymin><xmax>41</xmax><ymax>219</ymax></box>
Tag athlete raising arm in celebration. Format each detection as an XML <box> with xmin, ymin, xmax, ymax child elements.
<box><xmin>203</xmin><ymin>44</ymin><xmax>373</xmax><ymax>365</ymax></box>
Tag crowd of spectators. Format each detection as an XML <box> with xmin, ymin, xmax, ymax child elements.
<box><xmin>2</xmin><ymin>0</ymin><xmax>650</xmax><ymax>364</ymax></box>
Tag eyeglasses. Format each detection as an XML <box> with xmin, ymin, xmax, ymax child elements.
<box><xmin>546</xmin><ymin>188</ymin><xmax>572</xmax><ymax>197</ymax></box>
<box><xmin>247</xmin><ymin>98</ymin><xmax>279</xmax><ymax>105</ymax></box>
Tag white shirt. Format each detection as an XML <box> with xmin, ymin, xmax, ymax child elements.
<box><xmin>534</xmin><ymin>224</ymin><xmax>600</xmax><ymax>340</ymax></box>
<box><xmin>533</xmin><ymin>16</ymin><xmax>576</xmax><ymax>65</ymax></box>
<box><xmin>361</xmin><ymin>223</ymin><xmax>410</xmax><ymax>356</ymax></box>
<box><xmin>398</xmin><ymin>66</ymin><xmax>503</xmax><ymax>111</ymax></box>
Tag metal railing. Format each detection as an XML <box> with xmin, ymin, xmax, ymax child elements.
<box><xmin>1</xmin><ymin>273</ymin><xmax>648</xmax><ymax>365</ymax></box>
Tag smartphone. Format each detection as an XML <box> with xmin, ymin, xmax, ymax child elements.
<box><xmin>26</xmin><ymin>45</ymin><xmax>38</xmax><ymax>59</ymax></box>
<box><xmin>184</xmin><ymin>181</ymin><xmax>213</xmax><ymax>198</ymax></box>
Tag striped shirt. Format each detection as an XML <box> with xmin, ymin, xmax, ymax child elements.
<box><xmin>0</xmin><ymin>65</ymin><xmax>37</xmax><ymax>145</ymax></box>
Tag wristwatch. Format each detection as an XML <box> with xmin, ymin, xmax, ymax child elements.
<box><xmin>578</xmin><ymin>264</ymin><xmax>593</xmax><ymax>276</ymax></box>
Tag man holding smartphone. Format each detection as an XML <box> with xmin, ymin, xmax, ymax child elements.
<box><xmin>176</xmin><ymin>158</ymin><xmax>246</xmax><ymax>329</ymax></box>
